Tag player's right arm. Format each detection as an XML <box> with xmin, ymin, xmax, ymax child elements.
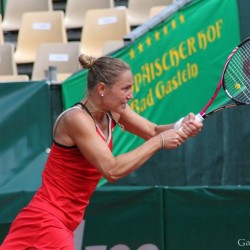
<box><xmin>56</xmin><ymin>108</ymin><xmax>187</xmax><ymax>182</ymax></box>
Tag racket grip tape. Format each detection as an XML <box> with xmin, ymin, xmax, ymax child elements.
<box><xmin>174</xmin><ymin>114</ymin><xmax>204</xmax><ymax>131</ymax></box>
<box><xmin>195</xmin><ymin>113</ymin><xmax>204</xmax><ymax>122</ymax></box>
<box><xmin>174</xmin><ymin>117</ymin><xmax>184</xmax><ymax>130</ymax></box>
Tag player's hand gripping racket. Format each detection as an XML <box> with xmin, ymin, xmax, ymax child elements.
<box><xmin>194</xmin><ymin>37</ymin><xmax>250</xmax><ymax>122</ymax></box>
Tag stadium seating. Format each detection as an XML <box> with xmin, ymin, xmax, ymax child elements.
<box><xmin>1</xmin><ymin>0</ymin><xmax>53</xmax><ymax>32</ymax></box>
<box><xmin>80</xmin><ymin>8</ymin><xmax>130</xmax><ymax>57</ymax></box>
<box><xmin>32</xmin><ymin>42</ymin><xmax>81</xmax><ymax>82</ymax></box>
<box><xmin>102</xmin><ymin>40</ymin><xmax>124</xmax><ymax>55</ymax></box>
<box><xmin>64</xmin><ymin>0</ymin><xmax>114</xmax><ymax>29</ymax></box>
<box><xmin>14</xmin><ymin>11</ymin><xmax>67</xmax><ymax>64</ymax></box>
<box><xmin>0</xmin><ymin>15</ymin><xmax>4</xmax><ymax>44</ymax></box>
<box><xmin>0</xmin><ymin>43</ymin><xmax>18</xmax><ymax>75</ymax></box>
<box><xmin>149</xmin><ymin>5</ymin><xmax>168</xmax><ymax>18</ymax></box>
<box><xmin>127</xmin><ymin>0</ymin><xmax>173</xmax><ymax>26</ymax></box>
<box><xmin>0</xmin><ymin>75</ymin><xmax>29</xmax><ymax>82</ymax></box>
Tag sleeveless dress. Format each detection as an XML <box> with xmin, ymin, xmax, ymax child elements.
<box><xmin>0</xmin><ymin>103</ymin><xmax>116</xmax><ymax>250</ymax></box>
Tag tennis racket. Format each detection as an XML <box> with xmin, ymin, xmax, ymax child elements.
<box><xmin>195</xmin><ymin>36</ymin><xmax>250</xmax><ymax>121</ymax></box>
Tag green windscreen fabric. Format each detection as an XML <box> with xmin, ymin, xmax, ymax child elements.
<box><xmin>1</xmin><ymin>0</ymin><xmax>7</xmax><ymax>15</ymax></box>
<box><xmin>71</xmin><ymin>186</ymin><xmax>250</xmax><ymax>249</ymax></box>
<box><xmin>164</xmin><ymin>186</ymin><xmax>250</xmax><ymax>250</ymax></box>
<box><xmin>83</xmin><ymin>186</ymin><xmax>164</xmax><ymax>249</ymax></box>
<box><xmin>0</xmin><ymin>81</ymin><xmax>52</xmax><ymax>194</ymax></box>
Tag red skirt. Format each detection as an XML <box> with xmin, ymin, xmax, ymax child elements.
<box><xmin>0</xmin><ymin>206</ymin><xmax>74</xmax><ymax>250</ymax></box>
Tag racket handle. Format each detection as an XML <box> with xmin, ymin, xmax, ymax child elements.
<box><xmin>195</xmin><ymin>113</ymin><xmax>204</xmax><ymax>122</ymax></box>
<box><xmin>174</xmin><ymin>117</ymin><xmax>184</xmax><ymax>130</ymax></box>
<box><xmin>175</xmin><ymin>114</ymin><xmax>204</xmax><ymax>131</ymax></box>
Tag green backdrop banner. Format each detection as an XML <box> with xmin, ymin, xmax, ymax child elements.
<box><xmin>62</xmin><ymin>0</ymin><xmax>240</xmax><ymax>187</ymax></box>
<box><xmin>62</xmin><ymin>0</ymin><xmax>240</xmax><ymax>120</ymax></box>
<box><xmin>112</xmin><ymin>0</ymin><xmax>240</xmax><ymax>154</ymax></box>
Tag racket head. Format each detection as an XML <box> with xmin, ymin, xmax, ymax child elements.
<box><xmin>222</xmin><ymin>37</ymin><xmax>250</xmax><ymax>105</ymax></box>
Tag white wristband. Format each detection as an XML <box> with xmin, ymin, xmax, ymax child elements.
<box><xmin>174</xmin><ymin>117</ymin><xmax>184</xmax><ymax>130</ymax></box>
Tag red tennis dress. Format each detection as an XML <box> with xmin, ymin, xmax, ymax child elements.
<box><xmin>0</xmin><ymin>104</ymin><xmax>115</xmax><ymax>249</ymax></box>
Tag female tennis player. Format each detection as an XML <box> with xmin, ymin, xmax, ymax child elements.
<box><xmin>0</xmin><ymin>55</ymin><xmax>203</xmax><ymax>249</ymax></box>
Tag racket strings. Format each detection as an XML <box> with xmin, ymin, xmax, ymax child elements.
<box><xmin>224</xmin><ymin>40</ymin><xmax>250</xmax><ymax>104</ymax></box>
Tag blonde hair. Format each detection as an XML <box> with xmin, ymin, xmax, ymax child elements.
<box><xmin>79</xmin><ymin>54</ymin><xmax>130</xmax><ymax>90</ymax></box>
<box><xmin>79</xmin><ymin>54</ymin><xmax>96</xmax><ymax>69</ymax></box>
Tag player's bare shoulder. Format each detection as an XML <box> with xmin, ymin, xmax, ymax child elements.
<box><xmin>61</xmin><ymin>105</ymin><xmax>95</xmax><ymax>131</ymax></box>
